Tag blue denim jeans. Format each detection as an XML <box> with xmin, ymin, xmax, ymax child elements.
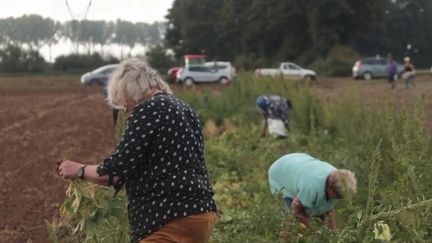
<box><xmin>284</xmin><ymin>197</ymin><xmax>293</xmax><ymax>208</ymax></box>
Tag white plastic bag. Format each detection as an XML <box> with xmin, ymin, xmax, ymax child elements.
<box><xmin>267</xmin><ymin>118</ymin><xmax>287</xmax><ymax>137</ymax></box>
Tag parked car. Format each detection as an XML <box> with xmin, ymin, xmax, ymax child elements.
<box><xmin>167</xmin><ymin>67</ymin><xmax>181</xmax><ymax>83</ymax></box>
<box><xmin>167</xmin><ymin>54</ymin><xmax>208</xmax><ymax>83</ymax></box>
<box><xmin>255</xmin><ymin>62</ymin><xmax>316</xmax><ymax>80</ymax></box>
<box><xmin>205</xmin><ymin>61</ymin><xmax>236</xmax><ymax>79</ymax></box>
<box><xmin>352</xmin><ymin>57</ymin><xmax>404</xmax><ymax>80</ymax></box>
<box><xmin>80</xmin><ymin>64</ymin><xmax>118</xmax><ymax>86</ymax></box>
<box><xmin>176</xmin><ymin>65</ymin><xmax>232</xmax><ymax>86</ymax></box>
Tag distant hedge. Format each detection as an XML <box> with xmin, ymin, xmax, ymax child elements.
<box><xmin>0</xmin><ymin>45</ymin><xmax>47</xmax><ymax>72</ymax></box>
<box><xmin>310</xmin><ymin>45</ymin><xmax>361</xmax><ymax>77</ymax></box>
<box><xmin>53</xmin><ymin>53</ymin><xmax>119</xmax><ymax>71</ymax></box>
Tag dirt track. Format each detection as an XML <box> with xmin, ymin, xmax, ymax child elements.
<box><xmin>1</xmin><ymin>74</ymin><xmax>432</xmax><ymax>242</ymax></box>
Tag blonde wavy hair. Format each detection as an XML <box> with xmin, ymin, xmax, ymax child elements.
<box><xmin>107</xmin><ymin>58</ymin><xmax>172</xmax><ymax>109</ymax></box>
<box><xmin>329</xmin><ymin>169</ymin><xmax>357</xmax><ymax>198</ymax></box>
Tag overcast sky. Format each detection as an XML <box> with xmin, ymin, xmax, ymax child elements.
<box><xmin>0</xmin><ymin>0</ymin><xmax>175</xmax><ymax>23</ymax></box>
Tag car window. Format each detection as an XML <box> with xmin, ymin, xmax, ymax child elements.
<box><xmin>363</xmin><ymin>59</ymin><xmax>373</xmax><ymax>65</ymax></box>
<box><xmin>93</xmin><ymin>65</ymin><xmax>117</xmax><ymax>74</ymax></box>
<box><xmin>215</xmin><ymin>65</ymin><xmax>227</xmax><ymax>69</ymax></box>
<box><xmin>370</xmin><ymin>59</ymin><xmax>385</xmax><ymax>65</ymax></box>
<box><xmin>102</xmin><ymin>67</ymin><xmax>116</xmax><ymax>74</ymax></box>
<box><xmin>288</xmin><ymin>64</ymin><xmax>300</xmax><ymax>70</ymax></box>
<box><xmin>189</xmin><ymin>66</ymin><xmax>211</xmax><ymax>72</ymax></box>
<box><xmin>363</xmin><ymin>59</ymin><xmax>385</xmax><ymax>65</ymax></box>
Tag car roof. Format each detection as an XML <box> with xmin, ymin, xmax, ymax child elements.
<box><xmin>92</xmin><ymin>64</ymin><xmax>119</xmax><ymax>73</ymax></box>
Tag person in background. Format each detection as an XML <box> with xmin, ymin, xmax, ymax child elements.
<box><xmin>256</xmin><ymin>95</ymin><xmax>293</xmax><ymax>137</ymax></box>
<box><xmin>386</xmin><ymin>54</ymin><xmax>398</xmax><ymax>89</ymax></box>
<box><xmin>268</xmin><ymin>153</ymin><xmax>357</xmax><ymax>231</ymax></box>
<box><xmin>402</xmin><ymin>56</ymin><xmax>416</xmax><ymax>89</ymax></box>
<box><xmin>57</xmin><ymin>58</ymin><xmax>217</xmax><ymax>243</ymax></box>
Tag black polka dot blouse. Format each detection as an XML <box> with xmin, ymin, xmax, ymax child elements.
<box><xmin>97</xmin><ymin>93</ymin><xmax>217</xmax><ymax>243</ymax></box>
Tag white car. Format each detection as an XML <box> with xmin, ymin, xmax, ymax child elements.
<box><xmin>205</xmin><ymin>61</ymin><xmax>236</xmax><ymax>79</ymax></box>
<box><xmin>255</xmin><ymin>62</ymin><xmax>316</xmax><ymax>80</ymax></box>
<box><xmin>176</xmin><ymin>65</ymin><xmax>231</xmax><ymax>86</ymax></box>
<box><xmin>80</xmin><ymin>64</ymin><xmax>118</xmax><ymax>86</ymax></box>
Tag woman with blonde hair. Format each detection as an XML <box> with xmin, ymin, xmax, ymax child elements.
<box><xmin>268</xmin><ymin>153</ymin><xmax>357</xmax><ymax>230</ymax></box>
<box><xmin>57</xmin><ymin>58</ymin><xmax>217</xmax><ymax>243</ymax></box>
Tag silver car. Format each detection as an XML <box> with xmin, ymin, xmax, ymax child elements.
<box><xmin>205</xmin><ymin>61</ymin><xmax>236</xmax><ymax>78</ymax></box>
<box><xmin>176</xmin><ymin>65</ymin><xmax>232</xmax><ymax>86</ymax></box>
<box><xmin>80</xmin><ymin>64</ymin><xmax>119</xmax><ymax>86</ymax></box>
<box><xmin>352</xmin><ymin>57</ymin><xmax>403</xmax><ymax>80</ymax></box>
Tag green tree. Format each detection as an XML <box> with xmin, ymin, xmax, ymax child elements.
<box><xmin>146</xmin><ymin>44</ymin><xmax>176</xmax><ymax>74</ymax></box>
<box><xmin>137</xmin><ymin>22</ymin><xmax>164</xmax><ymax>47</ymax></box>
<box><xmin>353</xmin><ymin>0</ymin><xmax>432</xmax><ymax>67</ymax></box>
<box><xmin>79</xmin><ymin>20</ymin><xmax>106</xmax><ymax>54</ymax></box>
<box><xmin>13</xmin><ymin>15</ymin><xmax>57</xmax><ymax>49</ymax></box>
<box><xmin>165</xmin><ymin>0</ymin><xmax>389</xmax><ymax>67</ymax></box>
<box><xmin>0</xmin><ymin>44</ymin><xmax>46</xmax><ymax>72</ymax></box>
<box><xmin>166</xmin><ymin>0</ymin><xmax>224</xmax><ymax>58</ymax></box>
<box><xmin>114</xmin><ymin>20</ymin><xmax>140</xmax><ymax>58</ymax></box>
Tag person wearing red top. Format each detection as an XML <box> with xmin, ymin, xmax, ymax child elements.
<box><xmin>402</xmin><ymin>56</ymin><xmax>416</xmax><ymax>89</ymax></box>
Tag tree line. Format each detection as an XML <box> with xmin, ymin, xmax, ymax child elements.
<box><xmin>0</xmin><ymin>14</ymin><xmax>169</xmax><ymax>73</ymax></box>
<box><xmin>1</xmin><ymin>1</ymin><xmax>431</xmax><ymax>74</ymax></box>
<box><xmin>165</xmin><ymin>0</ymin><xmax>432</xmax><ymax>69</ymax></box>
<box><xmin>0</xmin><ymin>14</ymin><xmax>164</xmax><ymax>59</ymax></box>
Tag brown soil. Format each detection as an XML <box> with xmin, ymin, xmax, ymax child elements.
<box><xmin>0</xmin><ymin>85</ymin><xmax>116</xmax><ymax>242</ymax></box>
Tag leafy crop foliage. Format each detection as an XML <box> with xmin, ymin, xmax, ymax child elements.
<box><xmin>49</xmin><ymin>75</ymin><xmax>432</xmax><ymax>242</ymax></box>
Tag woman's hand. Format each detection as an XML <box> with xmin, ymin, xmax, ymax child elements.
<box><xmin>291</xmin><ymin>197</ymin><xmax>312</xmax><ymax>229</ymax></box>
<box><xmin>57</xmin><ymin>160</ymin><xmax>84</xmax><ymax>180</ymax></box>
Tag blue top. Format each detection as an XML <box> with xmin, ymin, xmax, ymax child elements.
<box><xmin>387</xmin><ymin>61</ymin><xmax>398</xmax><ymax>75</ymax></box>
<box><xmin>268</xmin><ymin>153</ymin><xmax>337</xmax><ymax>216</ymax></box>
<box><xmin>256</xmin><ymin>95</ymin><xmax>291</xmax><ymax>122</ymax></box>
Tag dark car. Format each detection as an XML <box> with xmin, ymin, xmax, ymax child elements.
<box><xmin>352</xmin><ymin>57</ymin><xmax>404</xmax><ymax>80</ymax></box>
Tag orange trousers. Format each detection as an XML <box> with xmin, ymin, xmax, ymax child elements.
<box><xmin>140</xmin><ymin>212</ymin><xmax>217</xmax><ymax>243</ymax></box>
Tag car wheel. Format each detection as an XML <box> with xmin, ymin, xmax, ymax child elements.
<box><xmin>184</xmin><ymin>78</ymin><xmax>194</xmax><ymax>86</ymax></box>
<box><xmin>219</xmin><ymin>77</ymin><xmax>230</xmax><ymax>85</ymax></box>
<box><xmin>363</xmin><ymin>72</ymin><xmax>373</xmax><ymax>80</ymax></box>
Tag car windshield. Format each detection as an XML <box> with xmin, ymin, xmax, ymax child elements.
<box><xmin>363</xmin><ymin>58</ymin><xmax>385</xmax><ymax>65</ymax></box>
<box><xmin>288</xmin><ymin>64</ymin><xmax>300</xmax><ymax>70</ymax></box>
<box><xmin>189</xmin><ymin>66</ymin><xmax>212</xmax><ymax>72</ymax></box>
<box><xmin>214</xmin><ymin>65</ymin><xmax>227</xmax><ymax>69</ymax></box>
<box><xmin>92</xmin><ymin>65</ymin><xmax>117</xmax><ymax>74</ymax></box>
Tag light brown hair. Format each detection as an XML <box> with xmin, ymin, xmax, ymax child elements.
<box><xmin>107</xmin><ymin>58</ymin><xmax>172</xmax><ymax>109</ymax></box>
